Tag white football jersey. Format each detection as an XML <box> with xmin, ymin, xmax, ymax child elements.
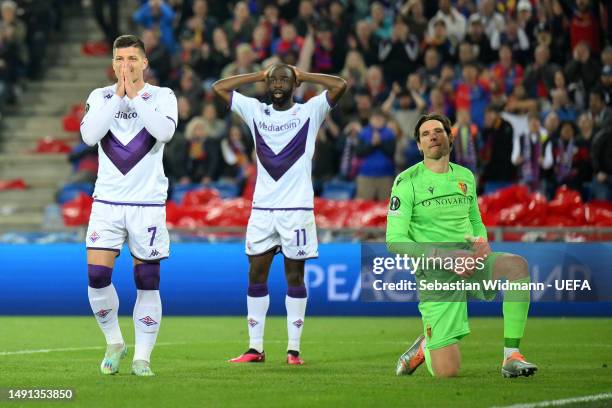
<box><xmin>231</xmin><ymin>90</ymin><xmax>332</xmax><ymax>209</ymax></box>
<box><xmin>82</xmin><ymin>83</ymin><xmax>177</xmax><ymax>204</ymax></box>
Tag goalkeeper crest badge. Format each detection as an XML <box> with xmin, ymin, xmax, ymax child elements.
<box><xmin>389</xmin><ymin>196</ymin><xmax>401</xmax><ymax>211</ymax></box>
<box><xmin>458</xmin><ymin>182</ymin><xmax>467</xmax><ymax>195</ymax></box>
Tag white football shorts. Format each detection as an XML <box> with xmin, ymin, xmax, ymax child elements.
<box><xmin>85</xmin><ymin>200</ymin><xmax>170</xmax><ymax>262</ymax></box>
<box><xmin>245</xmin><ymin>208</ymin><xmax>318</xmax><ymax>260</ymax></box>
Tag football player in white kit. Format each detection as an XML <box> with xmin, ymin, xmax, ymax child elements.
<box><xmin>80</xmin><ymin>35</ymin><xmax>177</xmax><ymax>376</ymax></box>
<box><xmin>213</xmin><ymin>64</ymin><xmax>347</xmax><ymax>364</ymax></box>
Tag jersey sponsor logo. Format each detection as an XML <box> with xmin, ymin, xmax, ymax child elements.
<box><xmin>139</xmin><ymin>316</ymin><xmax>158</xmax><ymax>326</ymax></box>
<box><xmin>114</xmin><ymin>111</ymin><xmax>138</xmax><ymax>119</ymax></box>
<box><xmin>150</xmin><ymin>249</ymin><xmax>160</xmax><ymax>257</ymax></box>
<box><xmin>89</xmin><ymin>231</ymin><xmax>100</xmax><ymax>243</ymax></box>
<box><xmin>428</xmin><ymin>186</ymin><xmax>435</xmax><ymax>195</ymax></box>
<box><xmin>248</xmin><ymin>318</ymin><xmax>259</xmax><ymax>328</ymax></box>
<box><xmin>292</xmin><ymin>319</ymin><xmax>304</xmax><ymax>328</ymax></box>
<box><xmin>390</xmin><ymin>196</ymin><xmax>401</xmax><ymax>211</ymax></box>
<box><xmin>257</xmin><ymin>118</ymin><xmax>301</xmax><ymax>133</ymax></box>
<box><xmin>458</xmin><ymin>182</ymin><xmax>467</xmax><ymax>195</ymax></box>
<box><xmin>95</xmin><ymin>308</ymin><xmax>111</xmax><ymax>318</ymax></box>
<box><xmin>421</xmin><ymin>196</ymin><xmax>473</xmax><ymax>207</ymax></box>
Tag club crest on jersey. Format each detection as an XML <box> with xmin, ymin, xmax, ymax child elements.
<box><xmin>248</xmin><ymin>318</ymin><xmax>258</xmax><ymax>328</ymax></box>
<box><xmin>458</xmin><ymin>182</ymin><xmax>467</xmax><ymax>195</ymax></box>
<box><xmin>89</xmin><ymin>231</ymin><xmax>100</xmax><ymax>243</ymax></box>
<box><xmin>139</xmin><ymin>316</ymin><xmax>158</xmax><ymax>326</ymax></box>
<box><xmin>95</xmin><ymin>308</ymin><xmax>111</xmax><ymax>318</ymax></box>
<box><xmin>141</xmin><ymin>92</ymin><xmax>152</xmax><ymax>101</ymax></box>
<box><xmin>292</xmin><ymin>319</ymin><xmax>304</xmax><ymax>328</ymax></box>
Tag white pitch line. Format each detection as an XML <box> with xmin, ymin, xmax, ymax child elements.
<box><xmin>491</xmin><ymin>392</ymin><xmax>612</xmax><ymax>408</ymax></box>
<box><xmin>0</xmin><ymin>342</ymin><xmax>185</xmax><ymax>356</ymax></box>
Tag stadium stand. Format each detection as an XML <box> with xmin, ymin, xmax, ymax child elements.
<box><xmin>0</xmin><ymin>0</ymin><xmax>611</xmax><ymax>240</ymax></box>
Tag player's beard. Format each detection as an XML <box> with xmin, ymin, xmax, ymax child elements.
<box><xmin>267</xmin><ymin>89</ymin><xmax>291</xmax><ymax>106</ymax></box>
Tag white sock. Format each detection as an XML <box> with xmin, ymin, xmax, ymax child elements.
<box><xmin>88</xmin><ymin>284</ymin><xmax>123</xmax><ymax>345</ymax></box>
<box><xmin>247</xmin><ymin>295</ymin><xmax>269</xmax><ymax>353</ymax></box>
<box><xmin>286</xmin><ymin>295</ymin><xmax>307</xmax><ymax>352</ymax></box>
<box><xmin>504</xmin><ymin>347</ymin><xmax>519</xmax><ymax>360</ymax></box>
<box><xmin>133</xmin><ymin>290</ymin><xmax>162</xmax><ymax>362</ymax></box>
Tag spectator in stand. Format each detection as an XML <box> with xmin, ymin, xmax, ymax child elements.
<box><xmin>133</xmin><ymin>0</ymin><xmax>176</xmax><ymax>54</ymax></box>
<box><xmin>258</xmin><ymin>3</ymin><xmax>283</xmax><ymax>48</ymax></box>
<box><xmin>399</xmin><ymin>0</ymin><xmax>428</xmax><ymax>41</ymax></box>
<box><xmin>142</xmin><ymin>29</ymin><xmax>171</xmax><ymax>87</ymax></box>
<box><xmin>200</xmin><ymin>102</ymin><xmax>226</xmax><ymax>140</ymax></box>
<box><xmin>419</xmin><ymin>47</ymin><xmax>441</xmax><ymax>92</ymax></box>
<box><xmin>348</xmin><ymin>20</ymin><xmax>380</xmax><ymax>66</ymax></box>
<box><xmin>355</xmin><ymin>110</ymin><xmax>396</xmax><ymax>200</ymax></box>
<box><xmin>91</xmin><ymin>0</ymin><xmax>119</xmax><ymax>49</ymax></box>
<box><xmin>382</xmin><ymin>81</ymin><xmax>426</xmax><ymax>138</ymax></box>
<box><xmin>251</xmin><ymin>24</ymin><xmax>270</xmax><ymax>63</ymax></box>
<box><xmin>558</xmin><ymin>0</ymin><xmax>602</xmax><ymax>55</ymax></box>
<box><xmin>219</xmin><ymin>124</ymin><xmax>252</xmax><ymax>184</ymax></box>
<box><xmin>512</xmin><ymin>112</ymin><xmax>552</xmax><ymax>193</ymax></box>
<box><xmin>328</xmin><ymin>0</ymin><xmax>351</xmax><ymax>68</ymax></box>
<box><xmin>470</xmin><ymin>0</ymin><xmax>505</xmax><ymax>41</ymax></box>
<box><xmin>272</xmin><ymin>23</ymin><xmax>304</xmax><ymax>57</ymax></box>
<box><xmin>313</xmin><ymin>117</ymin><xmax>341</xmax><ymax>194</ymax></box>
<box><xmin>220</xmin><ymin>43</ymin><xmax>261</xmax><ymax>97</ymax></box>
<box><xmin>490</xmin><ymin>45</ymin><xmax>524</xmax><ymax>97</ymax></box>
<box><xmin>313</xmin><ymin>20</ymin><xmax>335</xmax><ymax>73</ymax></box>
<box><xmin>465</xmin><ymin>14</ymin><xmax>496</xmax><ymax>65</ymax></box>
<box><xmin>455</xmin><ymin>63</ymin><xmax>490</xmax><ymax>129</ymax></box>
<box><xmin>588</xmin><ymin>90</ymin><xmax>612</xmax><ymax>132</ymax></box>
<box><xmin>183</xmin><ymin>0</ymin><xmax>217</xmax><ymax>47</ymax></box>
<box><xmin>516</xmin><ymin>0</ymin><xmax>538</xmax><ymax>52</ymax></box>
<box><xmin>564</xmin><ymin>41</ymin><xmax>601</xmax><ymax>109</ymax></box>
<box><xmin>600</xmin><ymin>65</ymin><xmax>612</xmax><ymax>106</ymax></box>
<box><xmin>591</xmin><ymin>125</ymin><xmax>612</xmax><ymax>200</ymax></box>
<box><xmin>379</xmin><ymin>17</ymin><xmax>419</xmax><ymax>86</ymax></box>
<box><xmin>184</xmin><ymin>116</ymin><xmax>222</xmax><ymax>184</ymax></box>
<box><xmin>490</xmin><ymin>18</ymin><xmax>530</xmax><ymax>66</ymax></box>
<box><xmin>337</xmin><ymin>121</ymin><xmax>362</xmax><ymax>181</ymax></box>
<box><xmin>523</xmin><ymin>45</ymin><xmax>559</xmax><ymax>100</ymax></box>
<box><xmin>350</xmin><ymin>89</ymin><xmax>374</xmax><ymax>127</ymax></box>
<box><xmin>292</xmin><ymin>0</ymin><xmax>315</xmax><ymax>37</ymax></box>
<box><xmin>191</xmin><ymin>27</ymin><xmax>233</xmax><ymax>81</ymax></box>
<box><xmin>364</xmin><ymin>65</ymin><xmax>388</xmax><ymax>105</ymax></box>
<box><xmin>480</xmin><ymin>105</ymin><xmax>516</xmax><ymax>193</ymax></box>
<box><xmin>429</xmin><ymin>86</ymin><xmax>454</xmax><ymax>121</ymax></box>
<box><xmin>66</xmin><ymin>141</ymin><xmax>98</xmax><ymax>184</ymax></box>
<box><xmin>451</xmin><ymin>109</ymin><xmax>479</xmax><ymax>173</ymax></box>
<box><xmin>553</xmin><ymin>120</ymin><xmax>586</xmax><ymax>194</ymax></box>
<box><xmin>543</xmin><ymin>111</ymin><xmax>561</xmax><ymax>140</ymax></box>
<box><xmin>424</xmin><ymin>19</ymin><xmax>456</xmax><ymax>63</ymax></box>
<box><xmin>340</xmin><ymin>50</ymin><xmax>367</xmax><ymax>90</ymax></box>
<box><xmin>505</xmin><ymin>83</ymin><xmax>538</xmax><ymax>115</ymax></box>
<box><xmin>426</xmin><ymin>0</ymin><xmax>466</xmax><ymax>45</ymax></box>
<box><xmin>544</xmin><ymin>88</ymin><xmax>578</xmax><ymax>123</ymax></box>
<box><xmin>175</xmin><ymin>67</ymin><xmax>203</xmax><ymax>114</ymax></box>
<box><xmin>455</xmin><ymin>42</ymin><xmax>477</xmax><ymax>78</ymax></box>
<box><xmin>223</xmin><ymin>1</ymin><xmax>255</xmax><ymax>47</ymax></box>
<box><xmin>367</xmin><ymin>2</ymin><xmax>392</xmax><ymax>40</ymax></box>
<box><xmin>176</xmin><ymin>96</ymin><xmax>194</xmax><ymax>134</ymax></box>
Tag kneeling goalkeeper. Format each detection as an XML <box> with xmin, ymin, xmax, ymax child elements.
<box><xmin>386</xmin><ymin>113</ymin><xmax>537</xmax><ymax>378</ymax></box>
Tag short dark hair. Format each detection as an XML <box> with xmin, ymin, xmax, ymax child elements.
<box><xmin>113</xmin><ymin>35</ymin><xmax>145</xmax><ymax>55</ymax></box>
<box><xmin>414</xmin><ymin>113</ymin><xmax>452</xmax><ymax>142</ymax></box>
<box><xmin>266</xmin><ymin>63</ymin><xmax>296</xmax><ymax>83</ymax></box>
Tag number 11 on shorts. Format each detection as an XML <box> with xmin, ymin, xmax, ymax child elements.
<box><xmin>294</xmin><ymin>228</ymin><xmax>306</xmax><ymax>246</ymax></box>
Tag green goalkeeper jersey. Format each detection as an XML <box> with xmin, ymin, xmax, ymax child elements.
<box><xmin>386</xmin><ymin>161</ymin><xmax>487</xmax><ymax>244</ymax></box>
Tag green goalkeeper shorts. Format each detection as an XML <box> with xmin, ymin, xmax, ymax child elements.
<box><xmin>417</xmin><ymin>252</ymin><xmax>502</xmax><ymax>350</ymax></box>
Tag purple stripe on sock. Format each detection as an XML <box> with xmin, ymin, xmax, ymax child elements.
<box><xmin>287</xmin><ymin>285</ymin><xmax>307</xmax><ymax>298</ymax></box>
<box><xmin>134</xmin><ymin>263</ymin><xmax>160</xmax><ymax>290</ymax></box>
<box><xmin>248</xmin><ymin>283</ymin><xmax>269</xmax><ymax>297</ymax></box>
<box><xmin>88</xmin><ymin>264</ymin><xmax>113</xmax><ymax>288</ymax></box>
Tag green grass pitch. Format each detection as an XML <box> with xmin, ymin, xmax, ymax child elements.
<box><xmin>0</xmin><ymin>317</ymin><xmax>610</xmax><ymax>407</ymax></box>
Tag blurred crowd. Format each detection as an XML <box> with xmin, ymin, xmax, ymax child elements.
<box><xmin>0</xmin><ymin>0</ymin><xmax>70</xmax><ymax>109</ymax></box>
<box><xmin>75</xmin><ymin>0</ymin><xmax>612</xmax><ymax>202</ymax></box>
